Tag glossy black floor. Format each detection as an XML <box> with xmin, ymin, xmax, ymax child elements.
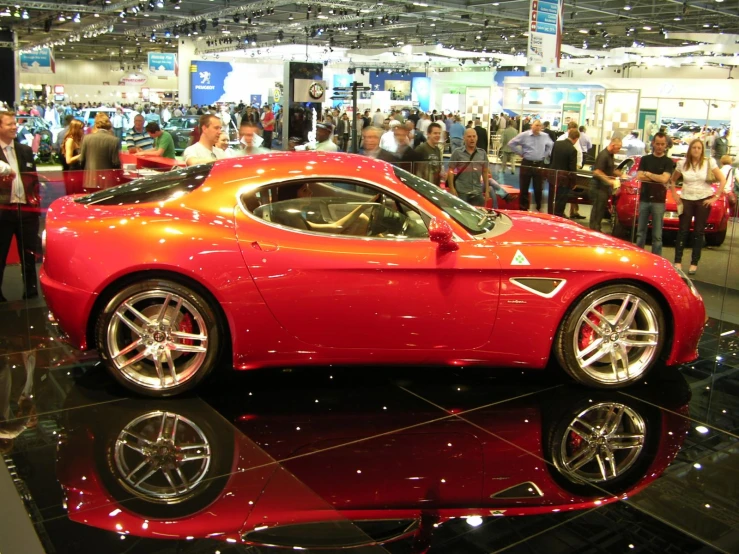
<box><xmin>1</xmin><ymin>287</ymin><xmax>737</xmax><ymax>553</ymax></box>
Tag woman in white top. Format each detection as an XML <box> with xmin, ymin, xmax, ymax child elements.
<box><xmin>719</xmin><ymin>155</ymin><xmax>737</xmax><ymax>218</ymax></box>
<box><xmin>670</xmin><ymin>138</ymin><xmax>726</xmax><ymax>275</ymax></box>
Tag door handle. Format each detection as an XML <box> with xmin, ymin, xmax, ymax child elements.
<box><xmin>251</xmin><ymin>241</ymin><xmax>279</xmax><ymax>252</ymax></box>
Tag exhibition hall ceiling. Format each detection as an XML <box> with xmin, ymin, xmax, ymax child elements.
<box><xmin>3</xmin><ymin>0</ymin><xmax>739</xmax><ymax>69</ymax></box>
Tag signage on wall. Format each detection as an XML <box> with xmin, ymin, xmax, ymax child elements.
<box><xmin>19</xmin><ymin>47</ymin><xmax>55</xmax><ymax>74</ymax></box>
<box><xmin>119</xmin><ymin>73</ymin><xmax>148</xmax><ymax>86</ymax></box>
<box><xmin>148</xmin><ymin>52</ymin><xmax>178</xmax><ymax>77</ymax></box>
<box><xmin>53</xmin><ymin>85</ymin><xmax>64</xmax><ymax>94</ymax></box>
<box><xmin>294</xmin><ymin>79</ymin><xmax>327</xmax><ymax>103</ymax></box>
<box><xmin>527</xmin><ymin>0</ymin><xmax>563</xmax><ymax>70</ymax></box>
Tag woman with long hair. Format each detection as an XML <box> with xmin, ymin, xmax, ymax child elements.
<box><xmin>670</xmin><ymin>138</ymin><xmax>726</xmax><ymax>275</ymax></box>
<box><xmin>62</xmin><ymin>119</ymin><xmax>84</xmax><ymax>194</ymax></box>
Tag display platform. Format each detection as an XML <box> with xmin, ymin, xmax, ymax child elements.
<box><xmin>0</xmin><ymin>286</ymin><xmax>736</xmax><ymax>553</ymax></box>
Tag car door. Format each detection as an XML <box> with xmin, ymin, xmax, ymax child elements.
<box><xmin>233</xmin><ymin>178</ymin><xmax>500</xmax><ymax>351</ymax></box>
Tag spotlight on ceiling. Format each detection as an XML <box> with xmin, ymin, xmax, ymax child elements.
<box><xmin>199</xmin><ymin>19</ymin><xmax>207</xmax><ymax>33</ymax></box>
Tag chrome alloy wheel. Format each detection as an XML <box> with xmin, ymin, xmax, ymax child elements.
<box><xmin>557</xmin><ymin>402</ymin><xmax>646</xmax><ymax>484</ymax></box>
<box><xmin>574</xmin><ymin>292</ymin><xmax>660</xmax><ymax>385</ymax></box>
<box><xmin>106</xmin><ymin>290</ymin><xmax>209</xmax><ymax>391</ymax></box>
<box><xmin>114</xmin><ymin>411</ymin><xmax>211</xmax><ymax>502</ymax></box>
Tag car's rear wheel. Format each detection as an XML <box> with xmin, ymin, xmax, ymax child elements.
<box><xmin>96</xmin><ymin>279</ymin><xmax>222</xmax><ymax>397</ymax></box>
<box><xmin>555</xmin><ymin>285</ymin><xmax>665</xmax><ymax>388</ymax></box>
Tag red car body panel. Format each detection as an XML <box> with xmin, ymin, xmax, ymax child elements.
<box><xmin>615</xmin><ymin>156</ymin><xmax>734</xmax><ymax>236</ymax></box>
<box><xmin>40</xmin><ymin>152</ymin><xmax>705</xmax><ymax>371</ymax></box>
<box><xmin>55</xmin><ymin>396</ymin><xmax>690</xmax><ymax>544</ymax></box>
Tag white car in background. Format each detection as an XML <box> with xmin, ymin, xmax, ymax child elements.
<box><xmin>79</xmin><ymin>107</ymin><xmax>138</xmax><ymax>132</ymax></box>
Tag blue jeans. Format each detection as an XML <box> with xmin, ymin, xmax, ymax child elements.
<box><xmin>636</xmin><ymin>201</ymin><xmax>666</xmax><ymax>256</ymax></box>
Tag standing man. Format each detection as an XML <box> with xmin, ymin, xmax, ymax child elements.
<box><xmin>260</xmin><ymin>104</ymin><xmax>275</xmax><ymax>149</ymax></box>
<box><xmin>589</xmin><ymin>133</ymin><xmax>623</xmax><ymax>232</ymax></box>
<box><xmin>137</xmin><ymin>122</ymin><xmax>176</xmax><ymax>160</ymax></box>
<box><xmin>634</xmin><ymin>132</ymin><xmax>675</xmax><ymax>256</ymax></box>
<box><xmin>183</xmin><ymin>114</ymin><xmax>226</xmax><ymax>165</ymax></box>
<box><xmin>378</xmin><ymin>124</ymin><xmax>421</xmax><ymax>170</ymax></box>
<box><xmin>507</xmin><ymin>120</ymin><xmax>553</xmax><ymax>212</ymax></box>
<box><xmin>542</xmin><ymin>121</ymin><xmax>557</xmax><ymax>142</ymax></box>
<box><xmin>372</xmin><ymin>108</ymin><xmax>385</xmax><ymax>128</ymax></box>
<box><xmin>125</xmin><ymin>114</ymin><xmax>154</xmax><ymax>154</ymax></box>
<box><xmin>414</xmin><ymin>122</ymin><xmax>443</xmax><ymax>186</ymax></box>
<box><xmin>79</xmin><ymin>114</ymin><xmax>121</xmax><ymax>190</ymax></box>
<box><xmin>228</xmin><ymin>121</ymin><xmax>269</xmax><ymax>156</ymax></box>
<box><xmin>473</xmin><ymin>118</ymin><xmax>489</xmax><ymax>153</ymax></box>
<box><xmin>336</xmin><ymin>113</ymin><xmax>351</xmax><ymax>152</ymax></box>
<box><xmin>448</xmin><ymin>128</ymin><xmax>491</xmax><ymax>207</ymax></box>
<box><xmin>314</xmin><ymin>123</ymin><xmax>338</xmax><ymax>152</ymax></box>
<box><xmin>449</xmin><ymin>115</ymin><xmax>465</xmax><ymax>151</ymax></box>
<box><xmin>578</xmin><ymin>126</ymin><xmax>592</xmax><ymax>165</ymax></box>
<box><xmin>498</xmin><ymin>124</ymin><xmax>518</xmax><ymax>175</ymax></box>
<box><xmin>0</xmin><ymin>111</ymin><xmax>40</xmax><ymax>301</ymax></box>
<box><xmin>360</xmin><ymin>126</ymin><xmax>382</xmax><ymax>158</ymax></box>
<box><xmin>549</xmin><ymin>128</ymin><xmax>579</xmax><ymax>217</ymax></box>
<box><xmin>111</xmin><ymin>107</ymin><xmax>127</xmax><ymax>144</ymax></box>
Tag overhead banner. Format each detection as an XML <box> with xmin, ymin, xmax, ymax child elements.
<box><xmin>148</xmin><ymin>52</ymin><xmax>178</xmax><ymax>77</ymax></box>
<box><xmin>19</xmin><ymin>48</ymin><xmax>55</xmax><ymax>74</ymax></box>
<box><xmin>527</xmin><ymin>0</ymin><xmax>563</xmax><ymax>70</ymax></box>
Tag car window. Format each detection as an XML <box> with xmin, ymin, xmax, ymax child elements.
<box><xmin>393</xmin><ymin>167</ymin><xmax>495</xmax><ymax>235</ymax></box>
<box><xmin>242</xmin><ymin>180</ymin><xmax>428</xmax><ymax>239</ymax></box>
<box><xmin>75</xmin><ymin>164</ymin><xmax>212</xmax><ymax>206</ymax></box>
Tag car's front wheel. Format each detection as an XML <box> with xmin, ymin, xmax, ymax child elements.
<box><xmin>555</xmin><ymin>285</ymin><xmax>665</xmax><ymax>388</ymax></box>
<box><xmin>96</xmin><ymin>279</ymin><xmax>222</xmax><ymax>397</ymax></box>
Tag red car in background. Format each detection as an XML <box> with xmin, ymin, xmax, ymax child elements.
<box><xmin>612</xmin><ymin>156</ymin><xmax>733</xmax><ymax>246</ymax></box>
<box><xmin>56</xmin><ymin>381</ymin><xmax>690</xmax><ymax>548</ymax></box>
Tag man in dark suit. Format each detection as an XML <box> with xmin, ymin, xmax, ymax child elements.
<box><xmin>0</xmin><ymin>111</ymin><xmax>41</xmax><ymax>301</ymax></box>
<box><xmin>473</xmin><ymin>118</ymin><xmax>489</xmax><ymax>153</ymax></box>
<box><xmin>549</xmin><ymin>128</ymin><xmax>580</xmax><ymax>217</ymax></box>
<box><xmin>79</xmin><ymin>114</ymin><xmax>121</xmax><ymax>190</ymax></box>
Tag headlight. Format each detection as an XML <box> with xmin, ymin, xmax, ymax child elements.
<box><xmin>675</xmin><ymin>266</ymin><xmax>700</xmax><ymax>298</ymax></box>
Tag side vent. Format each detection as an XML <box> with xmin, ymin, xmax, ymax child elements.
<box><xmin>510</xmin><ymin>278</ymin><xmax>566</xmax><ymax>298</ymax></box>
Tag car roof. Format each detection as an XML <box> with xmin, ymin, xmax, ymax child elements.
<box><xmin>202</xmin><ymin>152</ymin><xmax>402</xmax><ymax>206</ymax></box>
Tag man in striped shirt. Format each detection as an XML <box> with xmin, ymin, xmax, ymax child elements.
<box><xmin>125</xmin><ymin>114</ymin><xmax>154</xmax><ymax>154</ymax></box>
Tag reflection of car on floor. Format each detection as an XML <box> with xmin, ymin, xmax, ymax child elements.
<box><xmin>55</xmin><ymin>379</ymin><xmax>691</xmax><ymax>548</ymax></box>
<box><xmin>612</xmin><ymin>156</ymin><xmax>733</xmax><ymax>246</ymax></box>
<box><xmin>163</xmin><ymin>116</ymin><xmax>200</xmax><ymax>154</ymax></box>
<box><xmin>40</xmin><ymin>153</ymin><xmax>706</xmax><ymax>397</ymax></box>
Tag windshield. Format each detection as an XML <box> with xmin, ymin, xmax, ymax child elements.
<box><xmin>393</xmin><ymin>167</ymin><xmax>494</xmax><ymax>235</ymax></box>
<box><xmin>165</xmin><ymin>118</ymin><xmax>197</xmax><ymax>130</ymax></box>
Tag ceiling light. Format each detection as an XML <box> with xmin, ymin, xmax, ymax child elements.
<box><xmin>643</xmin><ymin>26</ymin><xmax>652</xmax><ymax>30</ymax></box>
<box><xmin>623</xmin><ymin>4</ymin><xmax>632</xmax><ymax>10</ymax></box>
<box><xmin>21</xmin><ymin>9</ymin><xmax>28</xmax><ymax>19</ymax></box>
<box><xmin>579</xmin><ymin>29</ymin><xmax>588</xmax><ymax>34</ymax></box>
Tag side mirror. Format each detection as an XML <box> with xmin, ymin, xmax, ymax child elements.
<box><xmin>429</xmin><ymin>218</ymin><xmax>459</xmax><ymax>252</ymax></box>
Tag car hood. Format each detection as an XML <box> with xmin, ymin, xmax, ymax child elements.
<box><xmin>487</xmin><ymin>210</ymin><xmax>635</xmax><ymax>249</ymax></box>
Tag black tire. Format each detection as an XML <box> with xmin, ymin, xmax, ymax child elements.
<box><xmin>93</xmin><ymin>400</ymin><xmax>235</xmax><ymax>519</ymax></box>
<box><xmin>95</xmin><ymin>279</ymin><xmax>223</xmax><ymax>397</ymax></box>
<box><xmin>543</xmin><ymin>392</ymin><xmax>661</xmax><ymax>496</ymax></box>
<box><xmin>555</xmin><ymin>284</ymin><xmax>666</xmax><ymax>388</ymax></box>
<box><xmin>705</xmin><ymin>228</ymin><xmax>726</xmax><ymax>247</ymax></box>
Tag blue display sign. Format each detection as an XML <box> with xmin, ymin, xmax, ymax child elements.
<box><xmin>250</xmin><ymin>94</ymin><xmax>262</xmax><ymax>106</ymax></box>
<box><xmin>411</xmin><ymin>77</ymin><xmax>431</xmax><ymax>112</ymax></box>
<box><xmin>19</xmin><ymin>48</ymin><xmax>54</xmax><ymax>74</ymax></box>
<box><xmin>535</xmin><ymin>0</ymin><xmax>559</xmax><ymax>14</ymax></box>
<box><xmin>190</xmin><ymin>61</ymin><xmax>232</xmax><ymax>105</ymax></box>
<box><xmin>148</xmin><ymin>52</ymin><xmax>178</xmax><ymax>76</ymax></box>
<box><xmin>536</xmin><ymin>12</ymin><xmax>558</xmax><ymax>25</ymax></box>
<box><xmin>533</xmin><ymin>22</ymin><xmax>557</xmax><ymax>35</ymax></box>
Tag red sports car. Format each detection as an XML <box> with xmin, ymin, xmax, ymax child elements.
<box><xmin>56</xmin><ymin>382</ymin><xmax>690</xmax><ymax>547</ymax></box>
<box><xmin>613</xmin><ymin>156</ymin><xmax>734</xmax><ymax>246</ymax></box>
<box><xmin>40</xmin><ymin>153</ymin><xmax>705</xmax><ymax>397</ymax></box>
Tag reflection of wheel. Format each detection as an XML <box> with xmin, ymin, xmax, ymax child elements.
<box><xmin>555</xmin><ymin>285</ymin><xmax>665</xmax><ymax>388</ymax></box>
<box><xmin>705</xmin><ymin>229</ymin><xmax>726</xmax><ymax>247</ymax></box>
<box><xmin>544</xmin><ymin>395</ymin><xmax>660</xmax><ymax>496</ymax></box>
<box><xmin>96</xmin><ymin>401</ymin><xmax>234</xmax><ymax>518</ymax></box>
<box><xmin>95</xmin><ymin>279</ymin><xmax>223</xmax><ymax>397</ymax></box>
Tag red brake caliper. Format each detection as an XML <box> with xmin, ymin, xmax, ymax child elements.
<box><xmin>568</xmin><ymin>431</ymin><xmax>584</xmax><ymax>454</ymax></box>
<box><xmin>579</xmin><ymin>306</ymin><xmax>604</xmax><ymax>351</ymax></box>
<box><xmin>178</xmin><ymin>314</ymin><xmax>194</xmax><ymax>346</ymax></box>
